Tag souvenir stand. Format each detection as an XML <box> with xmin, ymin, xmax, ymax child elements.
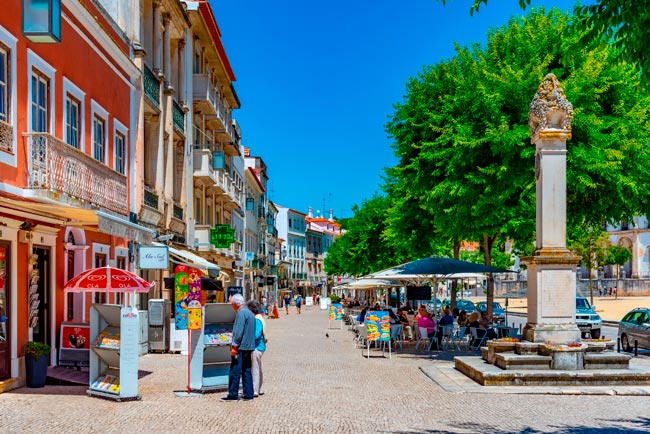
<box><xmin>63</xmin><ymin>266</ymin><xmax>153</xmax><ymax>401</ymax></box>
<box><xmin>189</xmin><ymin>303</ymin><xmax>235</xmax><ymax>392</ymax></box>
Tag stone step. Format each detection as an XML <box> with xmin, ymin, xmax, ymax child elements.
<box><xmin>495</xmin><ymin>353</ymin><xmax>551</xmax><ymax>370</ymax></box>
<box><xmin>584</xmin><ymin>352</ymin><xmax>632</xmax><ymax>369</ymax></box>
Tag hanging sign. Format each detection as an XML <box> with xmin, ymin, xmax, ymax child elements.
<box><xmin>138</xmin><ymin>245</ymin><xmax>169</xmax><ymax>269</ymax></box>
<box><xmin>210</xmin><ymin>224</ymin><xmax>236</xmax><ymax>248</ymax></box>
<box><xmin>174</xmin><ymin>265</ymin><xmax>189</xmax><ymax>330</ymax></box>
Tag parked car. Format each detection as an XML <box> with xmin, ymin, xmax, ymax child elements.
<box><xmin>576</xmin><ymin>296</ymin><xmax>602</xmax><ymax>339</ymax></box>
<box><xmin>476</xmin><ymin>301</ymin><xmax>505</xmax><ymax>321</ymax></box>
<box><xmin>442</xmin><ymin>298</ymin><xmax>476</xmax><ymax>314</ymax></box>
<box><xmin>427</xmin><ymin>298</ymin><xmax>442</xmax><ymax>314</ymax></box>
<box><xmin>618</xmin><ymin>308</ymin><xmax>650</xmax><ymax>351</ymax></box>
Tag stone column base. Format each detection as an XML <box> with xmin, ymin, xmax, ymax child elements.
<box><xmin>523</xmin><ymin>323</ymin><xmax>581</xmax><ymax>343</ymax></box>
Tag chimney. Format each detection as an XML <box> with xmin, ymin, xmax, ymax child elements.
<box><xmin>329</xmin><ymin>209</ymin><xmax>333</xmax><ymax>221</ymax></box>
<box><xmin>244</xmin><ymin>147</ymin><xmax>250</xmax><ymax>157</ymax></box>
<box><xmin>308</xmin><ymin>207</ymin><xmax>313</xmax><ymax>218</ymax></box>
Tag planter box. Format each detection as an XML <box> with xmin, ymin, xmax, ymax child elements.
<box><xmin>25</xmin><ymin>354</ymin><xmax>48</xmax><ymax>388</ymax></box>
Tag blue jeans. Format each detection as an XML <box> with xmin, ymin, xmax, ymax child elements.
<box><xmin>227</xmin><ymin>350</ymin><xmax>253</xmax><ymax>399</ymax></box>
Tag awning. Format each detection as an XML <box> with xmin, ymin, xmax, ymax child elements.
<box><xmin>0</xmin><ymin>195</ymin><xmax>155</xmax><ymax>243</ymax></box>
<box><xmin>166</xmin><ymin>244</ymin><xmax>221</xmax><ymax>278</ymax></box>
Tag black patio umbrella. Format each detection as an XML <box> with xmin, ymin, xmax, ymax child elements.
<box><xmin>365</xmin><ymin>256</ymin><xmax>513</xmax><ymax>280</ymax></box>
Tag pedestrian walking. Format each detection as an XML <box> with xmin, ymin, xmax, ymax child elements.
<box><xmin>221</xmin><ymin>294</ymin><xmax>256</xmax><ymax>401</ymax></box>
<box><xmin>247</xmin><ymin>300</ymin><xmax>267</xmax><ymax>397</ymax></box>
<box><xmin>283</xmin><ymin>294</ymin><xmax>291</xmax><ymax>315</ymax></box>
<box><xmin>295</xmin><ymin>294</ymin><xmax>303</xmax><ymax>314</ymax></box>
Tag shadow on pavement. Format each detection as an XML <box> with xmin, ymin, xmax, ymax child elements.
<box><xmin>391</xmin><ymin>416</ymin><xmax>650</xmax><ymax>434</ymax></box>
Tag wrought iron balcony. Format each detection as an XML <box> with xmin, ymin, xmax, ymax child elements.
<box><xmin>172</xmin><ymin>100</ymin><xmax>185</xmax><ymax>133</ymax></box>
<box><xmin>173</xmin><ymin>203</ymin><xmax>184</xmax><ymax>220</ymax></box>
<box><xmin>0</xmin><ymin>119</ymin><xmax>13</xmax><ymax>154</ymax></box>
<box><xmin>26</xmin><ymin>132</ymin><xmax>128</xmax><ymax>215</ymax></box>
<box><xmin>143</xmin><ymin>187</ymin><xmax>159</xmax><ymax>209</ymax></box>
<box><xmin>143</xmin><ymin>64</ymin><xmax>160</xmax><ymax>106</ymax></box>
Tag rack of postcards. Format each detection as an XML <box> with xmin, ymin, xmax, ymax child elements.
<box><xmin>88</xmin><ymin>304</ymin><xmax>140</xmax><ymax>400</ymax></box>
<box><xmin>189</xmin><ymin>303</ymin><xmax>236</xmax><ymax>392</ymax></box>
<box><xmin>27</xmin><ymin>268</ymin><xmax>39</xmax><ymax>328</ymax></box>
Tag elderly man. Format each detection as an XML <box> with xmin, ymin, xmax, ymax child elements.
<box><xmin>221</xmin><ymin>294</ymin><xmax>256</xmax><ymax>401</ymax></box>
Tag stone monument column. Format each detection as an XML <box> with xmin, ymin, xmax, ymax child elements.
<box><xmin>522</xmin><ymin>74</ymin><xmax>581</xmax><ymax>343</ymax></box>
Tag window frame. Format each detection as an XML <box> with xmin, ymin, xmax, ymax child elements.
<box><xmin>27</xmin><ymin>49</ymin><xmax>55</xmax><ymax>136</ymax></box>
<box><xmin>0</xmin><ymin>27</ymin><xmax>16</xmax><ymax>164</ymax></box>
<box><xmin>113</xmin><ymin>118</ymin><xmax>128</xmax><ymax>175</ymax></box>
<box><xmin>62</xmin><ymin>77</ymin><xmax>85</xmax><ymax>151</ymax></box>
<box><xmin>90</xmin><ymin>99</ymin><xmax>109</xmax><ymax>164</ymax></box>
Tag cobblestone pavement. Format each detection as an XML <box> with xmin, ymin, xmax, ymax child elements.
<box><xmin>3</xmin><ymin>306</ymin><xmax>650</xmax><ymax>433</ymax></box>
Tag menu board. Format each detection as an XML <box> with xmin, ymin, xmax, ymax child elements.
<box><xmin>329</xmin><ymin>303</ymin><xmax>343</xmax><ymax>320</ymax></box>
<box><xmin>365</xmin><ymin>311</ymin><xmax>390</xmax><ymax>342</ymax></box>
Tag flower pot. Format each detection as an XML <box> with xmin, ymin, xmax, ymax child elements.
<box><xmin>25</xmin><ymin>354</ymin><xmax>48</xmax><ymax>388</ymax></box>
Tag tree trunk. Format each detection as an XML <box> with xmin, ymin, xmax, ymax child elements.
<box><xmin>483</xmin><ymin>234</ymin><xmax>497</xmax><ymax>319</ymax></box>
<box><xmin>451</xmin><ymin>241</ymin><xmax>460</xmax><ymax>310</ymax></box>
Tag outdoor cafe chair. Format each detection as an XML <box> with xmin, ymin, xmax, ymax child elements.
<box><xmin>390</xmin><ymin>324</ymin><xmax>404</xmax><ymax>350</ymax></box>
<box><xmin>415</xmin><ymin>326</ymin><xmax>431</xmax><ymax>351</ymax></box>
<box><xmin>355</xmin><ymin>325</ymin><xmax>368</xmax><ymax>349</ymax></box>
<box><xmin>440</xmin><ymin>325</ymin><xmax>456</xmax><ymax>351</ymax></box>
<box><xmin>470</xmin><ymin>327</ymin><xmax>488</xmax><ymax>351</ymax></box>
<box><xmin>453</xmin><ymin>326</ymin><xmax>471</xmax><ymax>351</ymax></box>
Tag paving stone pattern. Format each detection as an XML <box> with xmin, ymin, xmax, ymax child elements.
<box><xmin>2</xmin><ymin>306</ymin><xmax>650</xmax><ymax>433</ymax></box>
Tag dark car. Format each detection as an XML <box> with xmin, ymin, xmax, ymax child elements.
<box><xmin>442</xmin><ymin>299</ymin><xmax>476</xmax><ymax>314</ymax></box>
<box><xmin>476</xmin><ymin>301</ymin><xmax>505</xmax><ymax>321</ymax></box>
<box><xmin>427</xmin><ymin>298</ymin><xmax>442</xmax><ymax>314</ymax></box>
<box><xmin>618</xmin><ymin>308</ymin><xmax>650</xmax><ymax>351</ymax></box>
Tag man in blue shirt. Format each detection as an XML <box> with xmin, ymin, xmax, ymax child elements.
<box><xmin>222</xmin><ymin>294</ymin><xmax>256</xmax><ymax>401</ymax></box>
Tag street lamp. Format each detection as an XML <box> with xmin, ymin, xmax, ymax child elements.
<box><xmin>22</xmin><ymin>0</ymin><xmax>61</xmax><ymax>43</ymax></box>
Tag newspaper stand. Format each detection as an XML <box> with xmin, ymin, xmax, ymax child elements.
<box><xmin>189</xmin><ymin>303</ymin><xmax>236</xmax><ymax>392</ymax></box>
<box><xmin>88</xmin><ymin>304</ymin><xmax>141</xmax><ymax>400</ymax></box>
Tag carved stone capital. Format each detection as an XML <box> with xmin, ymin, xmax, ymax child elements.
<box><xmin>529</xmin><ymin>73</ymin><xmax>573</xmax><ymax>144</ymax></box>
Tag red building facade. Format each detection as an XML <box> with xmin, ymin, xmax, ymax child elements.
<box><xmin>0</xmin><ymin>0</ymin><xmax>152</xmax><ymax>391</ymax></box>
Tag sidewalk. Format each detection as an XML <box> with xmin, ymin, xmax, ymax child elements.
<box><xmin>2</xmin><ymin>304</ymin><xmax>650</xmax><ymax>433</ymax></box>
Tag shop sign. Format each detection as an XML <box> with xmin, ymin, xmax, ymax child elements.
<box><xmin>210</xmin><ymin>224</ymin><xmax>235</xmax><ymax>248</ymax></box>
<box><xmin>138</xmin><ymin>245</ymin><xmax>169</xmax><ymax>269</ymax></box>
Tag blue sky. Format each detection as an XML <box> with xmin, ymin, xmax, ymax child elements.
<box><xmin>210</xmin><ymin>0</ymin><xmax>575</xmax><ymax>219</ymax></box>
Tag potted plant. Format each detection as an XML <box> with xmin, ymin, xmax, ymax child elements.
<box><xmin>24</xmin><ymin>341</ymin><xmax>50</xmax><ymax>388</ymax></box>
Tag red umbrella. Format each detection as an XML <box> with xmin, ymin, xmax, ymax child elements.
<box><xmin>63</xmin><ymin>266</ymin><xmax>154</xmax><ymax>293</ymax></box>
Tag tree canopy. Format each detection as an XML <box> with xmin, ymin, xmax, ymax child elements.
<box><xmin>447</xmin><ymin>0</ymin><xmax>650</xmax><ymax>86</ymax></box>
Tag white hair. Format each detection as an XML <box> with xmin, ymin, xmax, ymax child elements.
<box><xmin>230</xmin><ymin>293</ymin><xmax>245</xmax><ymax>307</ymax></box>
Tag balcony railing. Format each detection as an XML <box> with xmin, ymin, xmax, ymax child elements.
<box><xmin>26</xmin><ymin>132</ymin><xmax>128</xmax><ymax>215</ymax></box>
<box><xmin>143</xmin><ymin>64</ymin><xmax>160</xmax><ymax>106</ymax></box>
<box><xmin>144</xmin><ymin>187</ymin><xmax>159</xmax><ymax>209</ymax></box>
<box><xmin>192</xmin><ymin>74</ymin><xmax>233</xmax><ymax>139</ymax></box>
<box><xmin>172</xmin><ymin>100</ymin><xmax>185</xmax><ymax>133</ymax></box>
<box><xmin>173</xmin><ymin>203</ymin><xmax>184</xmax><ymax>220</ymax></box>
<box><xmin>0</xmin><ymin>119</ymin><xmax>13</xmax><ymax>154</ymax></box>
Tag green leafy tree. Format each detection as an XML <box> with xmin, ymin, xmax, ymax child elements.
<box><xmin>385</xmin><ymin>8</ymin><xmax>650</xmax><ymax>316</ymax></box>
<box><xmin>604</xmin><ymin>244</ymin><xmax>632</xmax><ymax>299</ymax></box>
<box><xmin>443</xmin><ymin>0</ymin><xmax>650</xmax><ymax>86</ymax></box>
<box><xmin>323</xmin><ymin>194</ymin><xmax>399</xmax><ymax>277</ymax></box>
<box><xmin>568</xmin><ymin>226</ymin><xmax>609</xmax><ymax>305</ymax></box>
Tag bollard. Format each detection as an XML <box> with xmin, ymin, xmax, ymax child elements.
<box><xmin>617</xmin><ymin>337</ymin><xmax>620</xmax><ymax>353</ymax></box>
<box><xmin>635</xmin><ymin>340</ymin><xmax>639</xmax><ymax>357</ymax></box>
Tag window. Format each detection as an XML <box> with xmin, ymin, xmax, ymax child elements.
<box><xmin>93</xmin><ymin>115</ymin><xmax>105</xmax><ymax>162</ymax></box>
<box><xmin>31</xmin><ymin>69</ymin><xmax>49</xmax><ymax>132</ymax></box>
<box><xmin>0</xmin><ymin>45</ymin><xmax>8</xmax><ymax>123</ymax></box>
<box><xmin>65</xmin><ymin>94</ymin><xmax>80</xmax><ymax>148</ymax></box>
<box><xmin>115</xmin><ymin>131</ymin><xmax>125</xmax><ymax>174</ymax></box>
